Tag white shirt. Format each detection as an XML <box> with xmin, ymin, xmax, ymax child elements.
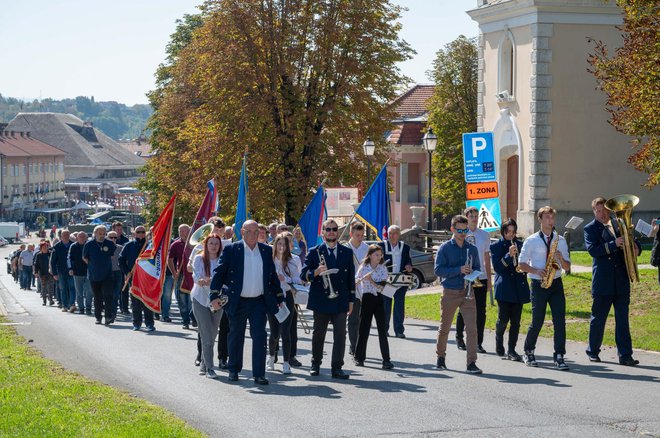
<box><xmin>191</xmin><ymin>254</ymin><xmax>219</xmax><ymax>307</ymax></box>
<box><xmin>385</xmin><ymin>240</ymin><xmax>403</xmax><ymax>273</ymax></box>
<box><xmin>519</xmin><ymin>230</ymin><xmax>570</xmax><ymax>280</ymax></box>
<box><xmin>241</xmin><ymin>240</ymin><xmax>264</xmax><ymax>297</ymax></box>
<box><xmin>356</xmin><ymin>263</ymin><xmax>389</xmax><ymax>297</ymax></box>
<box><xmin>346</xmin><ymin>240</ymin><xmax>369</xmax><ymax>298</ymax></box>
<box><xmin>467</xmin><ymin>227</ymin><xmax>490</xmax><ymax>280</ymax></box>
<box><xmin>275</xmin><ymin>257</ymin><xmax>302</xmax><ymax>296</ymax></box>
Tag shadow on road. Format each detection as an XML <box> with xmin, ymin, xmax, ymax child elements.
<box><xmin>478</xmin><ymin>372</ymin><xmax>572</xmax><ymax>387</ymax></box>
<box><xmin>564</xmin><ymin>363</ymin><xmax>660</xmax><ymax>383</ymax></box>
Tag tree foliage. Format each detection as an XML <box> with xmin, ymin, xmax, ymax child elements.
<box><xmin>427</xmin><ymin>35</ymin><xmax>478</xmax><ymax>216</ymax></box>
<box><xmin>141</xmin><ymin>0</ymin><xmax>413</xmax><ymax>225</ymax></box>
<box><xmin>588</xmin><ymin>0</ymin><xmax>660</xmax><ymax>187</ymax></box>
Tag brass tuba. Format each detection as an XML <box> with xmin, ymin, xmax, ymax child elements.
<box><xmin>188</xmin><ymin>223</ymin><xmax>214</xmax><ymax>246</ymax></box>
<box><xmin>605</xmin><ymin>194</ymin><xmax>640</xmax><ymax>283</ymax></box>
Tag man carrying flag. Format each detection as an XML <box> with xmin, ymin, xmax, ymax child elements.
<box><xmin>235</xmin><ymin>155</ymin><xmax>250</xmax><ymax>240</ymax></box>
<box><xmin>354</xmin><ymin>164</ymin><xmax>391</xmax><ymax>241</ymax></box>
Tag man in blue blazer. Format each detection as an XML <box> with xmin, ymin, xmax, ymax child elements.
<box><xmin>210</xmin><ymin>220</ymin><xmax>284</xmax><ymax>385</ymax></box>
<box><xmin>490</xmin><ymin>218</ymin><xmax>530</xmax><ymax>361</ymax></box>
<box><xmin>378</xmin><ymin>225</ymin><xmax>412</xmax><ymax>338</ymax></box>
<box><xmin>301</xmin><ymin>218</ymin><xmax>356</xmax><ymax>379</ymax></box>
<box><xmin>584</xmin><ymin>197</ymin><xmax>641</xmax><ymax>366</ymax></box>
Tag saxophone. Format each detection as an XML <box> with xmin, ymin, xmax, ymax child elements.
<box><xmin>540</xmin><ymin>234</ymin><xmax>561</xmax><ymax>289</ymax></box>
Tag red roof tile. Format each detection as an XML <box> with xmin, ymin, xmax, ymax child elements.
<box><xmin>390</xmin><ymin>85</ymin><xmax>435</xmax><ymax>119</ymax></box>
<box><xmin>0</xmin><ymin>131</ymin><xmax>65</xmax><ymax>156</ymax></box>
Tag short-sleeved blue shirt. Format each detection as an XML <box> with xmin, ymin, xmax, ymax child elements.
<box><xmin>82</xmin><ymin>238</ymin><xmax>116</xmax><ymax>282</ymax></box>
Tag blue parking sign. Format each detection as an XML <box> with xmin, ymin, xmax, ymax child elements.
<box><xmin>466</xmin><ymin>198</ymin><xmax>501</xmax><ymax>232</ymax></box>
<box><xmin>463</xmin><ymin>132</ymin><xmax>496</xmax><ymax>182</ymax></box>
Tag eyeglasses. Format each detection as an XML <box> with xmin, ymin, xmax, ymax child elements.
<box><xmin>325</xmin><ymin>227</ymin><xmax>338</xmax><ymax>232</ymax></box>
<box><xmin>455</xmin><ymin>228</ymin><xmax>469</xmax><ymax>234</ymax></box>
<box><xmin>108</xmin><ymin>237</ymin><xmax>117</xmax><ymax>240</ymax></box>
<box><xmin>135</xmin><ymin>231</ymin><xmax>146</xmax><ymax>234</ymax></box>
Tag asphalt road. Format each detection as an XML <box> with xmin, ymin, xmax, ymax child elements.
<box><xmin>2</xmin><ymin>242</ymin><xmax>659</xmax><ymax>437</ymax></box>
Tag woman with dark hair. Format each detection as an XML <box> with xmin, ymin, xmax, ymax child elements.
<box><xmin>354</xmin><ymin>244</ymin><xmax>393</xmax><ymax>370</ymax></box>
<box><xmin>266</xmin><ymin>234</ymin><xmax>301</xmax><ymax>374</ymax></box>
<box><xmin>191</xmin><ymin>233</ymin><xmax>224</xmax><ymax>379</ymax></box>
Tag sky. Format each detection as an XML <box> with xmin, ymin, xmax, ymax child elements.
<box><xmin>0</xmin><ymin>1</ymin><xmax>479</xmax><ymax>106</ymax></box>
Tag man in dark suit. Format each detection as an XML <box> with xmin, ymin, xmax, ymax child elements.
<box><xmin>378</xmin><ymin>225</ymin><xmax>412</xmax><ymax>338</ymax></box>
<box><xmin>210</xmin><ymin>220</ymin><xmax>284</xmax><ymax>385</ymax></box>
<box><xmin>301</xmin><ymin>218</ymin><xmax>356</xmax><ymax>379</ymax></box>
<box><xmin>584</xmin><ymin>197</ymin><xmax>641</xmax><ymax>366</ymax></box>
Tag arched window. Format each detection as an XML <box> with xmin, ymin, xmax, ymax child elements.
<box><xmin>498</xmin><ymin>30</ymin><xmax>515</xmax><ymax>98</ymax></box>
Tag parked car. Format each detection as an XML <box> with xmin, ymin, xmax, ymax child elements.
<box><xmin>0</xmin><ymin>236</ymin><xmax>8</xmax><ymax>247</ymax></box>
<box><xmin>364</xmin><ymin>241</ymin><xmax>437</xmax><ymax>290</ymax></box>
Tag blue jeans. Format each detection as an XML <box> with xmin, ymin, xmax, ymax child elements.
<box><xmin>74</xmin><ymin>275</ymin><xmax>93</xmax><ymax>312</ymax></box>
<box><xmin>57</xmin><ymin>273</ymin><xmax>76</xmax><ymax>308</ymax></box>
<box><xmin>21</xmin><ymin>266</ymin><xmax>33</xmax><ymax>289</ymax></box>
<box><xmin>161</xmin><ymin>275</ymin><xmax>174</xmax><ymax>319</ymax></box>
<box><xmin>112</xmin><ymin>271</ymin><xmax>123</xmax><ymax>313</ymax></box>
<box><xmin>382</xmin><ymin>286</ymin><xmax>408</xmax><ymax>335</ymax></box>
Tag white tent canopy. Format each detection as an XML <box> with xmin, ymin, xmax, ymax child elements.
<box><xmin>72</xmin><ymin>201</ymin><xmax>93</xmax><ymax>210</ymax></box>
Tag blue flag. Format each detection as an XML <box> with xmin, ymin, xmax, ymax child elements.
<box><xmin>234</xmin><ymin>155</ymin><xmax>250</xmax><ymax>240</ymax></box>
<box><xmin>355</xmin><ymin>164</ymin><xmax>391</xmax><ymax>241</ymax></box>
<box><xmin>296</xmin><ymin>186</ymin><xmax>327</xmax><ymax>248</ymax></box>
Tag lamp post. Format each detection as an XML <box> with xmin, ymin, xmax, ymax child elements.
<box><xmin>362</xmin><ymin>137</ymin><xmax>376</xmax><ymax>188</ymax></box>
<box><xmin>423</xmin><ymin>128</ymin><xmax>437</xmax><ymax>231</ymax></box>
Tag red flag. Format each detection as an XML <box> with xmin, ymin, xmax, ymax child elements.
<box><xmin>180</xmin><ymin>180</ymin><xmax>217</xmax><ymax>293</ymax></box>
<box><xmin>130</xmin><ymin>195</ymin><xmax>176</xmax><ymax>312</ymax></box>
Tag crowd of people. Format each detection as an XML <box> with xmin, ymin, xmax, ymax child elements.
<box><xmin>8</xmin><ymin>196</ymin><xmax>657</xmax><ymax>386</ymax></box>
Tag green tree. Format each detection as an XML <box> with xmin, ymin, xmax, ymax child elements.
<box><xmin>427</xmin><ymin>35</ymin><xmax>478</xmax><ymax>216</ymax></box>
<box><xmin>141</xmin><ymin>0</ymin><xmax>413</xmax><ymax>224</ymax></box>
<box><xmin>588</xmin><ymin>0</ymin><xmax>660</xmax><ymax>187</ymax></box>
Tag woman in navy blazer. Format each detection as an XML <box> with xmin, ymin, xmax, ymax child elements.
<box><xmin>490</xmin><ymin>218</ymin><xmax>530</xmax><ymax>361</ymax></box>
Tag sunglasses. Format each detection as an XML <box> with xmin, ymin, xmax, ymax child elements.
<box><xmin>108</xmin><ymin>237</ymin><xmax>117</xmax><ymax>240</ymax></box>
<box><xmin>325</xmin><ymin>227</ymin><xmax>338</xmax><ymax>232</ymax></box>
<box><xmin>135</xmin><ymin>231</ymin><xmax>146</xmax><ymax>234</ymax></box>
<box><xmin>455</xmin><ymin>228</ymin><xmax>469</xmax><ymax>234</ymax></box>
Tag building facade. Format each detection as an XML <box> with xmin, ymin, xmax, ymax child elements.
<box><xmin>467</xmin><ymin>0</ymin><xmax>660</xmax><ymax>240</ymax></box>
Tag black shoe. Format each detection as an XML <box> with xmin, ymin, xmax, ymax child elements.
<box><xmin>331</xmin><ymin>369</ymin><xmax>349</xmax><ymax>379</ymax></box>
<box><xmin>289</xmin><ymin>357</ymin><xmax>302</xmax><ymax>367</ymax></box>
<box><xmin>354</xmin><ymin>359</ymin><xmax>364</xmax><ymax>367</ymax></box>
<box><xmin>523</xmin><ymin>352</ymin><xmax>538</xmax><ymax>367</ymax></box>
<box><xmin>42</xmin><ymin>302</ymin><xmax>46</xmax><ymax>306</ymax></box>
<box><xmin>274</xmin><ymin>352</ymin><xmax>279</xmax><ymax>364</ymax></box>
<box><xmin>154</xmin><ymin>314</ymin><xmax>160</xmax><ymax>321</ymax></box>
<box><xmin>554</xmin><ymin>354</ymin><xmax>570</xmax><ymax>371</ymax></box>
<box><xmin>191</xmin><ymin>320</ymin><xmax>198</xmax><ymax>328</ymax></box>
<box><xmin>466</xmin><ymin>362</ymin><xmax>483</xmax><ymax>374</ymax></box>
<box><xmin>309</xmin><ymin>365</ymin><xmax>320</xmax><ymax>376</ymax></box>
<box><xmin>496</xmin><ymin>343</ymin><xmax>505</xmax><ymax>357</ymax></box>
<box><xmin>477</xmin><ymin>345</ymin><xmax>487</xmax><ymax>354</ymax></box>
<box><xmin>395</xmin><ymin>333</ymin><xmax>406</xmax><ymax>339</ymax></box>
<box><xmin>254</xmin><ymin>376</ymin><xmax>269</xmax><ymax>385</ymax></box>
<box><xmin>95</xmin><ymin>319</ymin><xmax>102</xmax><ymax>325</ymax></box>
<box><xmin>456</xmin><ymin>337</ymin><xmax>466</xmax><ymax>351</ymax></box>
<box><xmin>619</xmin><ymin>357</ymin><xmax>639</xmax><ymax>367</ymax></box>
<box><xmin>382</xmin><ymin>360</ymin><xmax>394</xmax><ymax>370</ymax></box>
<box><xmin>507</xmin><ymin>351</ymin><xmax>523</xmax><ymax>362</ymax></box>
<box><xmin>228</xmin><ymin>372</ymin><xmax>239</xmax><ymax>381</ymax></box>
<box><xmin>218</xmin><ymin>359</ymin><xmax>228</xmax><ymax>369</ymax></box>
<box><xmin>587</xmin><ymin>352</ymin><xmax>601</xmax><ymax>362</ymax></box>
<box><xmin>182</xmin><ymin>324</ymin><xmax>189</xmax><ymax>330</ymax></box>
<box><xmin>104</xmin><ymin>319</ymin><xmax>112</xmax><ymax>326</ymax></box>
<box><xmin>195</xmin><ymin>356</ymin><xmax>201</xmax><ymax>367</ymax></box>
<box><xmin>436</xmin><ymin>357</ymin><xmax>447</xmax><ymax>370</ymax></box>
<box><xmin>349</xmin><ymin>347</ymin><xmax>355</xmax><ymax>356</ymax></box>
<box><xmin>86</xmin><ymin>310</ymin><xmax>92</xmax><ymax>315</ymax></box>
<box><xmin>162</xmin><ymin>317</ymin><xmax>172</xmax><ymax>323</ymax></box>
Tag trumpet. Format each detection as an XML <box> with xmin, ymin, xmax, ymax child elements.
<box><xmin>466</xmin><ymin>234</ymin><xmax>484</xmax><ymax>287</ymax></box>
<box><xmin>510</xmin><ymin>238</ymin><xmax>523</xmax><ymax>273</ymax></box>
<box><xmin>317</xmin><ymin>249</ymin><xmax>338</xmax><ymax>299</ymax></box>
<box><xmin>464</xmin><ymin>249</ymin><xmax>474</xmax><ymax>300</ymax></box>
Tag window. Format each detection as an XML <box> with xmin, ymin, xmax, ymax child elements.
<box><xmin>498</xmin><ymin>30</ymin><xmax>516</xmax><ymax>98</ymax></box>
<box><xmin>22</xmin><ymin>164</ymin><xmax>26</xmax><ymax>176</ymax></box>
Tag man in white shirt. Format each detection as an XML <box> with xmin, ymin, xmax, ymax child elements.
<box><xmin>345</xmin><ymin>221</ymin><xmax>369</xmax><ymax>355</ymax></box>
<box><xmin>455</xmin><ymin>207</ymin><xmax>493</xmax><ymax>353</ymax></box>
<box><xmin>378</xmin><ymin>225</ymin><xmax>412</xmax><ymax>338</ymax></box>
<box><xmin>518</xmin><ymin>206</ymin><xmax>571</xmax><ymax>370</ymax></box>
<box><xmin>19</xmin><ymin>244</ymin><xmax>35</xmax><ymax>290</ymax></box>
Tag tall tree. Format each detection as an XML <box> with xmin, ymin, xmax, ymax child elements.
<box><xmin>141</xmin><ymin>0</ymin><xmax>413</xmax><ymax>224</ymax></box>
<box><xmin>427</xmin><ymin>35</ymin><xmax>478</xmax><ymax>216</ymax></box>
<box><xmin>588</xmin><ymin>0</ymin><xmax>660</xmax><ymax>187</ymax></box>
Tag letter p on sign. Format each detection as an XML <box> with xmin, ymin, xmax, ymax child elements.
<box><xmin>471</xmin><ymin>137</ymin><xmax>487</xmax><ymax>158</ymax></box>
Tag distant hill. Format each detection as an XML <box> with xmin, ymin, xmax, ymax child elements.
<box><xmin>0</xmin><ymin>94</ymin><xmax>152</xmax><ymax>141</ymax></box>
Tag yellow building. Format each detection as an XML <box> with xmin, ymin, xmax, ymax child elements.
<box><xmin>467</xmin><ymin>0</ymin><xmax>659</xmax><ymax>240</ymax></box>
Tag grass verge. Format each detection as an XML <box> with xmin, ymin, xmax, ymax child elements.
<box><xmin>407</xmin><ymin>269</ymin><xmax>660</xmax><ymax>351</ymax></box>
<box><xmin>0</xmin><ymin>317</ymin><xmax>206</xmax><ymax>438</ymax></box>
<box><xmin>569</xmin><ymin>250</ymin><xmax>651</xmax><ymax>267</ymax></box>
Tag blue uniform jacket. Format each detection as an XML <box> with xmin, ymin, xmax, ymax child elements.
<box><xmin>209</xmin><ymin>242</ymin><xmax>284</xmax><ymax>318</ymax></box>
<box><xmin>377</xmin><ymin>240</ymin><xmax>412</xmax><ymax>274</ymax></box>
<box><xmin>301</xmin><ymin>243</ymin><xmax>355</xmax><ymax>314</ymax></box>
<box><xmin>490</xmin><ymin>237</ymin><xmax>530</xmax><ymax>304</ymax></box>
<box><xmin>584</xmin><ymin>218</ymin><xmax>641</xmax><ymax>296</ymax></box>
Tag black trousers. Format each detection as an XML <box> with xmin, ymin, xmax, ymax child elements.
<box><xmin>355</xmin><ymin>294</ymin><xmax>390</xmax><ymax>362</ymax></box>
<box><xmin>347</xmin><ymin>298</ymin><xmax>362</xmax><ymax>354</ymax></box>
<box><xmin>456</xmin><ymin>281</ymin><xmax>488</xmax><ymax>345</ymax></box>
<box><xmin>495</xmin><ymin>300</ymin><xmax>523</xmax><ymax>352</ymax></box>
<box><xmin>290</xmin><ymin>304</ymin><xmax>298</xmax><ymax>357</ymax></box>
<box><xmin>131</xmin><ymin>295</ymin><xmax>154</xmax><ymax>328</ymax></box>
<box><xmin>217</xmin><ymin>311</ymin><xmax>229</xmax><ymax>362</ymax></box>
<box><xmin>267</xmin><ymin>293</ymin><xmax>295</xmax><ymax>361</ymax></box>
<box><xmin>524</xmin><ymin>279</ymin><xmax>566</xmax><ymax>355</ymax></box>
<box><xmin>311</xmin><ymin>311</ymin><xmax>347</xmax><ymax>370</ymax></box>
<box><xmin>90</xmin><ymin>278</ymin><xmax>114</xmax><ymax>322</ymax></box>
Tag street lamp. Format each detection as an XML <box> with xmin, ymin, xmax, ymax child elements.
<box><xmin>423</xmin><ymin>128</ymin><xmax>437</xmax><ymax>231</ymax></box>
<box><xmin>362</xmin><ymin>137</ymin><xmax>376</xmax><ymax>188</ymax></box>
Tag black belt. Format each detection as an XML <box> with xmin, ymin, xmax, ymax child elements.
<box><xmin>240</xmin><ymin>295</ymin><xmax>264</xmax><ymax>300</ymax></box>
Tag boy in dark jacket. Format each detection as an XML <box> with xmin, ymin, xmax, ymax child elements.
<box><xmin>34</xmin><ymin>241</ymin><xmax>54</xmax><ymax>306</ymax></box>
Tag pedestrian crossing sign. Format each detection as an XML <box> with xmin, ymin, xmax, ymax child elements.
<box><xmin>466</xmin><ymin>197</ymin><xmax>501</xmax><ymax>232</ymax></box>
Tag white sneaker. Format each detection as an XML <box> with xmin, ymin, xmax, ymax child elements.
<box><xmin>282</xmin><ymin>362</ymin><xmax>292</xmax><ymax>374</ymax></box>
<box><xmin>267</xmin><ymin>355</ymin><xmax>275</xmax><ymax>371</ymax></box>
